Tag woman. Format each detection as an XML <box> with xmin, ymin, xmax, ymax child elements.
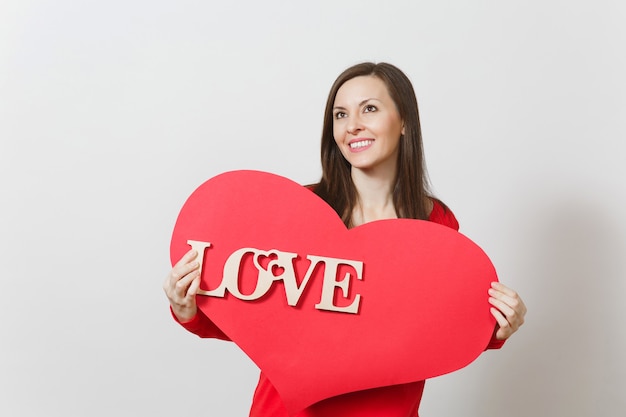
<box><xmin>163</xmin><ymin>62</ymin><xmax>526</xmax><ymax>416</ymax></box>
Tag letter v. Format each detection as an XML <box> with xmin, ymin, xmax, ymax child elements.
<box><xmin>280</xmin><ymin>255</ymin><xmax>325</xmax><ymax>307</ymax></box>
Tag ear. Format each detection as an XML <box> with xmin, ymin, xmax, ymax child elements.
<box><xmin>401</xmin><ymin>123</ymin><xmax>405</xmax><ymax>136</ymax></box>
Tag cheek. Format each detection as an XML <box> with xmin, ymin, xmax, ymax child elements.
<box><xmin>332</xmin><ymin>124</ymin><xmax>343</xmax><ymax>144</ymax></box>
<box><xmin>333</xmin><ymin>135</ymin><xmax>346</xmax><ymax>157</ymax></box>
<box><xmin>380</xmin><ymin>116</ymin><xmax>403</xmax><ymax>140</ymax></box>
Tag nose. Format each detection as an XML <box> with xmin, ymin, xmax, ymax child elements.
<box><xmin>346</xmin><ymin>115</ymin><xmax>363</xmax><ymax>135</ymax></box>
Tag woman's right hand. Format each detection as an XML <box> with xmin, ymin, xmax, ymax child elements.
<box><xmin>163</xmin><ymin>249</ymin><xmax>201</xmax><ymax>323</ymax></box>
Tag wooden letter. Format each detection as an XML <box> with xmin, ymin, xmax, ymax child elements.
<box><xmin>187</xmin><ymin>240</ymin><xmax>229</xmax><ymax>297</ymax></box>
<box><xmin>312</xmin><ymin>256</ymin><xmax>363</xmax><ymax>314</ymax></box>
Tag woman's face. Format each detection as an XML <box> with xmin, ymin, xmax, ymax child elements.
<box><xmin>332</xmin><ymin>75</ymin><xmax>404</xmax><ymax>174</ymax></box>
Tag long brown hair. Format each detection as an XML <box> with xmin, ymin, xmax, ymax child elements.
<box><xmin>313</xmin><ymin>62</ymin><xmax>434</xmax><ymax>227</ymax></box>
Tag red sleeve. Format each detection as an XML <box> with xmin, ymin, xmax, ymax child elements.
<box><xmin>429</xmin><ymin>199</ymin><xmax>504</xmax><ymax>350</ymax></box>
<box><xmin>427</xmin><ymin>199</ymin><xmax>459</xmax><ymax>231</ymax></box>
<box><xmin>485</xmin><ymin>331</ymin><xmax>506</xmax><ymax>350</ymax></box>
<box><xmin>170</xmin><ymin>307</ymin><xmax>231</xmax><ymax>341</ymax></box>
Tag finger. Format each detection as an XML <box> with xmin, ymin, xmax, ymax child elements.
<box><xmin>489</xmin><ymin>294</ymin><xmax>526</xmax><ymax>334</ymax></box>
<box><xmin>167</xmin><ymin>259</ymin><xmax>200</xmax><ymax>289</ymax></box>
<box><xmin>490</xmin><ymin>308</ymin><xmax>511</xmax><ymax>340</ymax></box>
<box><xmin>186</xmin><ymin>273</ymin><xmax>202</xmax><ymax>298</ymax></box>
<box><xmin>164</xmin><ymin>251</ymin><xmax>198</xmax><ymax>289</ymax></box>
<box><xmin>491</xmin><ymin>282</ymin><xmax>522</xmax><ymax>302</ymax></box>
<box><xmin>489</xmin><ymin>286</ymin><xmax>525</xmax><ymax>316</ymax></box>
<box><xmin>174</xmin><ymin>249</ymin><xmax>198</xmax><ymax>269</ymax></box>
<box><xmin>490</xmin><ymin>307</ymin><xmax>509</xmax><ymax>330</ymax></box>
<box><xmin>174</xmin><ymin>269</ymin><xmax>200</xmax><ymax>298</ymax></box>
<box><xmin>488</xmin><ymin>295</ymin><xmax>515</xmax><ymax>319</ymax></box>
<box><xmin>176</xmin><ymin>259</ymin><xmax>200</xmax><ymax>280</ymax></box>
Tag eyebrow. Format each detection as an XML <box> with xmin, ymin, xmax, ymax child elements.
<box><xmin>333</xmin><ymin>98</ymin><xmax>380</xmax><ymax>111</ymax></box>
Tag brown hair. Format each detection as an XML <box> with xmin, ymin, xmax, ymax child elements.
<box><xmin>313</xmin><ymin>62</ymin><xmax>434</xmax><ymax>227</ymax></box>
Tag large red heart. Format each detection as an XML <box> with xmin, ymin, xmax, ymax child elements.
<box><xmin>170</xmin><ymin>170</ymin><xmax>496</xmax><ymax>415</ymax></box>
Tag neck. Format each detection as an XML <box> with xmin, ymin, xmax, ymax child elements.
<box><xmin>350</xmin><ymin>167</ymin><xmax>397</xmax><ymax>227</ymax></box>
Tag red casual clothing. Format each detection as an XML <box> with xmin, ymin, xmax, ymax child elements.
<box><xmin>173</xmin><ymin>199</ymin><xmax>503</xmax><ymax>416</ymax></box>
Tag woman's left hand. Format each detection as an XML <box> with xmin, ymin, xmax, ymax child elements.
<box><xmin>488</xmin><ymin>282</ymin><xmax>527</xmax><ymax>340</ymax></box>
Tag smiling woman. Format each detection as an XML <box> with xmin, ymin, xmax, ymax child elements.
<box><xmin>315</xmin><ymin>63</ymin><xmax>431</xmax><ymax>228</ymax></box>
<box><xmin>163</xmin><ymin>62</ymin><xmax>527</xmax><ymax>417</ymax></box>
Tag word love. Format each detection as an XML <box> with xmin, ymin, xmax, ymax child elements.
<box><xmin>188</xmin><ymin>240</ymin><xmax>364</xmax><ymax>314</ymax></box>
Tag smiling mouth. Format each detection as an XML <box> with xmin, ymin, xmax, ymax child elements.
<box><xmin>349</xmin><ymin>139</ymin><xmax>374</xmax><ymax>149</ymax></box>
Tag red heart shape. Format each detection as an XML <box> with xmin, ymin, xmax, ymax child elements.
<box><xmin>170</xmin><ymin>170</ymin><xmax>497</xmax><ymax>415</ymax></box>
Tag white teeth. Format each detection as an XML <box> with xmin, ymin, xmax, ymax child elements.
<box><xmin>350</xmin><ymin>140</ymin><xmax>373</xmax><ymax>149</ymax></box>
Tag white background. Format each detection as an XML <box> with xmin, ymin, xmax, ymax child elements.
<box><xmin>1</xmin><ymin>1</ymin><xmax>625</xmax><ymax>416</ymax></box>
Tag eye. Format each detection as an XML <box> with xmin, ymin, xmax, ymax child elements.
<box><xmin>334</xmin><ymin>111</ymin><xmax>347</xmax><ymax>119</ymax></box>
<box><xmin>364</xmin><ymin>104</ymin><xmax>377</xmax><ymax>113</ymax></box>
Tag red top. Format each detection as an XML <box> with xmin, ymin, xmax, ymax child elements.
<box><xmin>173</xmin><ymin>199</ymin><xmax>503</xmax><ymax>416</ymax></box>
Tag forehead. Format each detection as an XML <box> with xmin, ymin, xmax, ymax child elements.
<box><xmin>334</xmin><ymin>75</ymin><xmax>392</xmax><ymax>105</ymax></box>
